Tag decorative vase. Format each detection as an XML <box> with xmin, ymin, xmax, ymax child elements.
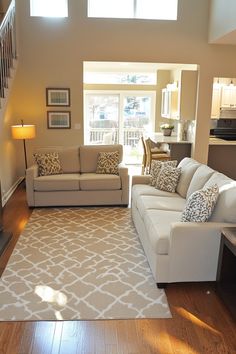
<box><xmin>163</xmin><ymin>128</ymin><xmax>173</xmax><ymax>137</ymax></box>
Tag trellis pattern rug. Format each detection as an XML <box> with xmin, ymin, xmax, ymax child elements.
<box><xmin>0</xmin><ymin>207</ymin><xmax>171</xmax><ymax>320</ymax></box>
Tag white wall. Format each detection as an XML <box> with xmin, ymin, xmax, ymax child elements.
<box><xmin>2</xmin><ymin>0</ymin><xmax>236</xmax><ymax>198</ymax></box>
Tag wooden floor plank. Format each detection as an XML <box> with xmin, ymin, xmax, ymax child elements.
<box><xmin>0</xmin><ymin>182</ymin><xmax>236</xmax><ymax>354</ymax></box>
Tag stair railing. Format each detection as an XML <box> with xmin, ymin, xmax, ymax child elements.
<box><xmin>0</xmin><ymin>0</ymin><xmax>17</xmax><ymax>101</ymax></box>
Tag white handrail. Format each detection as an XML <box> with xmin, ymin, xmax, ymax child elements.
<box><xmin>0</xmin><ymin>0</ymin><xmax>17</xmax><ymax>100</ymax></box>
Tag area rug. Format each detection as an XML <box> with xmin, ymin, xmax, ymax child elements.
<box><xmin>0</xmin><ymin>207</ymin><xmax>171</xmax><ymax>320</ymax></box>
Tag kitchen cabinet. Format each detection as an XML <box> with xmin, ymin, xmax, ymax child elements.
<box><xmin>161</xmin><ymin>70</ymin><xmax>198</xmax><ymax>121</ymax></box>
<box><xmin>161</xmin><ymin>87</ymin><xmax>178</xmax><ymax>119</ymax></box>
<box><xmin>221</xmin><ymin>85</ymin><xmax>236</xmax><ymax>107</ymax></box>
<box><xmin>211</xmin><ymin>85</ymin><xmax>222</xmax><ymax>119</ymax></box>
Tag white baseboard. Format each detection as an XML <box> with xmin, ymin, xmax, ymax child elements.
<box><xmin>2</xmin><ymin>177</ymin><xmax>24</xmax><ymax>207</ymax></box>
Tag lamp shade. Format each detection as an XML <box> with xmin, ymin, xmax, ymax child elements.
<box><xmin>11</xmin><ymin>125</ymin><xmax>36</xmax><ymax>140</ymax></box>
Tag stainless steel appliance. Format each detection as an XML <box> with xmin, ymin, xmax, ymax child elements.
<box><xmin>210</xmin><ymin>118</ymin><xmax>236</xmax><ymax>140</ymax></box>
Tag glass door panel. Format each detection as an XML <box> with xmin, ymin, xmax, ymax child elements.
<box><xmin>84</xmin><ymin>94</ymin><xmax>119</xmax><ymax>144</ymax></box>
<box><xmin>84</xmin><ymin>91</ymin><xmax>155</xmax><ymax>164</ymax></box>
<box><xmin>122</xmin><ymin>94</ymin><xmax>154</xmax><ymax>164</ymax></box>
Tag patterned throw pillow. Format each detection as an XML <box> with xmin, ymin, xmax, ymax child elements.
<box><xmin>181</xmin><ymin>184</ymin><xmax>219</xmax><ymax>222</ymax></box>
<box><xmin>34</xmin><ymin>152</ymin><xmax>62</xmax><ymax>176</ymax></box>
<box><xmin>96</xmin><ymin>151</ymin><xmax>119</xmax><ymax>175</ymax></box>
<box><xmin>155</xmin><ymin>166</ymin><xmax>181</xmax><ymax>193</ymax></box>
<box><xmin>150</xmin><ymin>160</ymin><xmax>177</xmax><ymax>187</ymax></box>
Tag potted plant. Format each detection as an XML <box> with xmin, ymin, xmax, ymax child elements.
<box><xmin>160</xmin><ymin>123</ymin><xmax>174</xmax><ymax>136</ymax></box>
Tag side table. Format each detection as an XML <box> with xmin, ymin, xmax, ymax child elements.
<box><xmin>216</xmin><ymin>227</ymin><xmax>236</xmax><ymax>320</ymax></box>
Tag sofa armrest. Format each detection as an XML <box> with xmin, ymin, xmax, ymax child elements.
<box><xmin>26</xmin><ymin>164</ymin><xmax>38</xmax><ymax>206</ymax></box>
<box><xmin>118</xmin><ymin>163</ymin><xmax>129</xmax><ymax>205</ymax></box>
<box><xmin>132</xmin><ymin>175</ymin><xmax>151</xmax><ymax>186</ymax></box>
<box><xmin>168</xmin><ymin>221</ymin><xmax>236</xmax><ymax>282</ymax></box>
<box><xmin>118</xmin><ymin>163</ymin><xmax>128</xmax><ymax>176</ymax></box>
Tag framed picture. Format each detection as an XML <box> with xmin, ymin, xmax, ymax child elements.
<box><xmin>47</xmin><ymin>111</ymin><xmax>71</xmax><ymax>129</ymax></box>
<box><xmin>46</xmin><ymin>88</ymin><xmax>70</xmax><ymax>106</ymax></box>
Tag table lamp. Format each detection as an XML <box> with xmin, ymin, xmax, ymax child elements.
<box><xmin>11</xmin><ymin>120</ymin><xmax>36</xmax><ymax>170</ymax></box>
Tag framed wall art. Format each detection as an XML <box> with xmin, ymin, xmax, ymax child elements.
<box><xmin>46</xmin><ymin>88</ymin><xmax>70</xmax><ymax>106</ymax></box>
<box><xmin>47</xmin><ymin>111</ymin><xmax>71</xmax><ymax>129</ymax></box>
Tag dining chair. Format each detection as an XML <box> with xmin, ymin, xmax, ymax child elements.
<box><xmin>140</xmin><ymin>136</ymin><xmax>148</xmax><ymax>174</ymax></box>
<box><xmin>145</xmin><ymin>137</ymin><xmax>171</xmax><ymax>173</ymax></box>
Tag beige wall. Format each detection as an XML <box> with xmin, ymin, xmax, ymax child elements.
<box><xmin>2</xmin><ymin>0</ymin><xmax>236</xmax><ymax>198</ymax></box>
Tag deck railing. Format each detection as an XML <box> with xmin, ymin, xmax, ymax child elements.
<box><xmin>0</xmin><ymin>0</ymin><xmax>16</xmax><ymax>101</ymax></box>
<box><xmin>89</xmin><ymin>127</ymin><xmax>144</xmax><ymax>146</ymax></box>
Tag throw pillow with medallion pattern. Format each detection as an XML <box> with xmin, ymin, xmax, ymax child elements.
<box><xmin>155</xmin><ymin>165</ymin><xmax>181</xmax><ymax>193</ymax></box>
<box><xmin>181</xmin><ymin>184</ymin><xmax>219</xmax><ymax>222</ymax></box>
<box><xmin>96</xmin><ymin>151</ymin><xmax>119</xmax><ymax>175</ymax></box>
<box><xmin>34</xmin><ymin>152</ymin><xmax>63</xmax><ymax>176</ymax></box>
<box><xmin>149</xmin><ymin>160</ymin><xmax>178</xmax><ymax>187</ymax></box>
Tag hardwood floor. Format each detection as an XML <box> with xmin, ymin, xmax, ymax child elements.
<box><xmin>0</xmin><ymin>182</ymin><xmax>235</xmax><ymax>354</ymax></box>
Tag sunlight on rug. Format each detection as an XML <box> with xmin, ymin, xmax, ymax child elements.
<box><xmin>0</xmin><ymin>207</ymin><xmax>171</xmax><ymax>320</ymax></box>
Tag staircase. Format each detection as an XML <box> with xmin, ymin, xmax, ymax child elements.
<box><xmin>0</xmin><ymin>0</ymin><xmax>17</xmax><ymax>109</ymax></box>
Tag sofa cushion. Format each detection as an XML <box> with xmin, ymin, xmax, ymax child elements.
<box><xmin>156</xmin><ymin>166</ymin><xmax>181</xmax><ymax>193</ymax></box>
<box><xmin>143</xmin><ymin>209</ymin><xmax>182</xmax><ymax>255</ymax></box>
<box><xmin>181</xmin><ymin>184</ymin><xmax>219</xmax><ymax>222</ymax></box>
<box><xmin>132</xmin><ymin>184</ymin><xmax>180</xmax><ymax>208</ymax></box>
<box><xmin>58</xmin><ymin>147</ymin><xmax>80</xmax><ymax>173</ymax></box>
<box><xmin>34</xmin><ymin>174</ymin><xmax>80</xmax><ymax>191</ymax></box>
<box><xmin>34</xmin><ymin>152</ymin><xmax>62</xmax><ymax>176</ymax></box>
<box><xmin>186</xmin><ymin>164</ymin><xmax>215</xmax><ymax>199</ymax></box>
<box><xmin>203</xmin><ymin>172</ymin><xmax>236</xmax><ymax>223</ymax></box>
<box><xmin>176</xmin><ymin>158</ymin><xmax>200</xmax><ymax>198</ymax></box>
<box><xmin>80</xmin><ymin>145</ymin><xmax>123</xmax><ymax>173</ymax></box>
<box><xmin>96</xmin><ymin>151</ymin><xmax>119</xmax><ymax>175</ymax></box>
<box><xmin>150</xmin><ymin>160</ymin><xmax>177</xmax><ymax>187</ymax></box>
<box><xmin>79</xmin><ymin>173</ymin><xmax>121</xmax><ymax>191</ymax></box>
<box><xmin>137</xmin><ymin>195</ymin><xmax>186</xmax><ymax>217</ymax></box>
<box><xmin>34</xmin><ymin>146</ymin><xmax>80</xmax><ymax>173</ymax></box>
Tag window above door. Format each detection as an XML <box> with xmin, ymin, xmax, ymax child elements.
<box><xmin>88</xmin><ymin>0</ymin><xmax>178</xmax><ymax>20</ymax></box>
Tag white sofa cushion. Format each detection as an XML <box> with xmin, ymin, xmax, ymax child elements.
<box><xmin>79</xmin><ymin>173</ymin><xmax>121</xmax><ymax>191</ymax></box>
<box><xmin>186</xmin><ymin>164</ymin><xmax>215</xmax><ymax>199</ymax></box>
<box><xmin>132</xmin><ymin>184</ymin><xmax>180</xmax><ymax>208</ymax></box>
<box><xmin>176</xmin><ymin>158</ymin><xmax>200</xmax><ymax>198</ymax></box>
<box><xmin>34</xmin><ymin>174</ymin><xmax>80</xmax><ymax>191</ymax></box>
<box><xmin>143</xmin><ymin>209</ymin><xmax>182</xmax><ymax>255</ymax></box>
<box><xmin>203</xmin><ymin>172</ymin><xmax>236</xmax><ymax>223</ymax></box>
<box><xmin>137</xmin><ymin>195</ymin><xmax>186</xmax><ymax>217</ymax></box>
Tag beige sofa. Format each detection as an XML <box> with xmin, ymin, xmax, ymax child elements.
<box><xmin>131</xmin><ymin>157</ymin><xmax>236</xmax><ymax>287</ymax></box>
<box><xmin>26</xmin><ymin>144</ymin><xmax>129</xmax><ymax>207</ymax></box>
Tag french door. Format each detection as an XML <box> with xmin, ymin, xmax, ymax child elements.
<box><xmin>84</xmin><ymin>91</ymin><xmax>155</xmax><ymax>163</ymax></box>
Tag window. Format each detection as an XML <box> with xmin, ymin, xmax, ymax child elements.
<box><xmin>84</xmin><ymin>72</ymin><xmax>156</xmax><ymax>85</ymax></box>
<box><xmin>88</xmin><ymin>0</ymin><xmax>178</xmax><ymax>20</ymax></box>
<box><xmin>30</xmin><ymin>0</ymin><xmax>68</xmax><ymax>18</ymax></box>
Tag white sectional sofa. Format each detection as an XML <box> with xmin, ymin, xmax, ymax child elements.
<box><xmin>131</xmin><ymin>157</ymin><xmax>236</xmax><ymax>287</ymax></box>
<box><xmin>26</xmin><ymin>144</ymin><xmax>129</xmax><ymax>207</ymax></box>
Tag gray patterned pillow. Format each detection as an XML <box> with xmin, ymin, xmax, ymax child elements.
<box><xmin>155</xmin><ymin>166</ymin><xmax>181</xmax><ymax>193</ymax></box>
<box><xmin>150</xmin><ymin>160</ymin><xmax>177</xmax><ymax>187</ymax></box>
<box><xmin>34</xmin><ymin>152</ymin><xmax>62</xmax><ymax>176</ymax></box>
<box><xmin>96</xmin><ymin>151</ymin><xmax>119</xmax><ymax>175</ymax></box>
<box><xmin>181</xmin><ymin>184</ymin><xmax>219</xmax><ymax>222</ymax></box>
